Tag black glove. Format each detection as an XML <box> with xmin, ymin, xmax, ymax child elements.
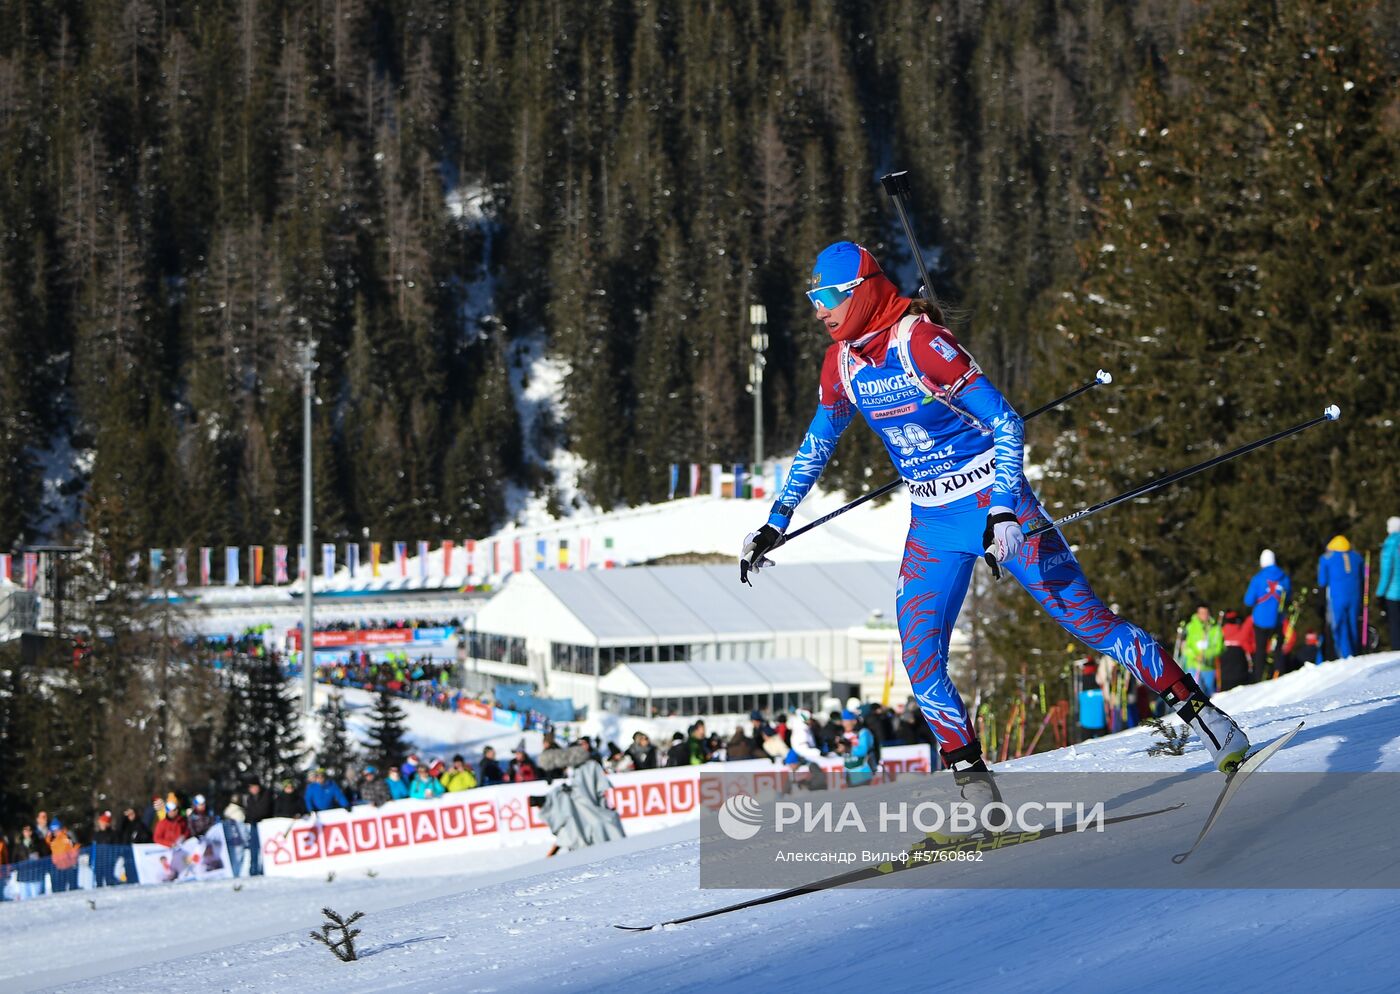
<box><xmin>740</xmin><ymin>525</ymin><xmax>785</xmax><ymax>585</ymax></box>
<box><xmin>981</xmin><ymin>508</ymin><xmax>1024</xmax><ymax>581</ymax></box>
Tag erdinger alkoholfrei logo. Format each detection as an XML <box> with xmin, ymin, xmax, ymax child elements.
<box><xmin>717</xmin><ymin>793</ymin><xmax>764</xmax><ymax>841</ymax></box>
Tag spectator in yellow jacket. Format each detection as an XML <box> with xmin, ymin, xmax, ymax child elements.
<box><xmin>439</xmin><ymin>754</ymin><xmax>478</xmax><ymax>792</ymax></box>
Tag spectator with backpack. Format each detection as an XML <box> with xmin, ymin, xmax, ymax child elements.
<box><xmin>1244</xmin><ymin>550</ymin><xmax>1292</xmax><ymax>680</ymax></box>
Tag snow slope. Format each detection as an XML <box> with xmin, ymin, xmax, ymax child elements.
<box><xmin>328</xmin><ymin>685</ymin><xmax>549</xmax><ymax>760</ymax></box>
<box><xmin>7</xmin><ymin>651</ymin><xmax>1400</xmax><ymax>994</ymax></box>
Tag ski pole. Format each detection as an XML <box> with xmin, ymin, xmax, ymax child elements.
<box><xmin>1363</xmin><ymin>551</ymin><xmax>1370</xmax><ymax>650</ymax></box>
<box><xmin>1023</xmin><ymin>369</ymin><xmax>1113</xmax><ymax>419</ymax></box>
<box><xmin>1025</xmin><ymin>406</ymin><xmax>1341</xmax><ymax>540</ymax></box>
<box><xmin>781</xmin><ymin>370</ymin><xmax>1113</xmax><ymax>545</ymax></box>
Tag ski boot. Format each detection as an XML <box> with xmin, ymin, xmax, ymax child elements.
<box><xmin>1164</xmin><ymin>674</ymin><xmax>1251</xmax><ymax>773</ymax></box>
<box><xmin>924</xmin><ymin>742</ymin><xmax>1003</xmax><ymax>845</ymax></box>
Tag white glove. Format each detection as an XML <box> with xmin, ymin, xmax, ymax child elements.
<box><xmin>981</xmin><ymin>507</ymin><xmax>1025</xmax><ymax>580</ymax></box>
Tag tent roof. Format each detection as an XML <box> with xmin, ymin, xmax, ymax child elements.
<box><xmin>598</xmin><ymin>658</ymin><xmax>831</xmax><ymax>698</ymax></box>
<box><xmin>492</xmin><ymin>562</ymin><xmax>898</xmax><ymax>644</ymax></box>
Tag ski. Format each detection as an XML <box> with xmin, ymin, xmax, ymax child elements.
<box><xmin>1171</xmin><ymin>720</ymin><xmax>1305</xmax><ymax>864</ymax></box>
<box><xmin>614</xmin><ymin>801</ymin><xmax>1184</xmax><ymax>932</ymax></box>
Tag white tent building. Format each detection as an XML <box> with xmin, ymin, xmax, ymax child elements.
<box><xmin>464</xmin><ymin>562</ymin><xmax>966</xmax><ymax>715</ymax></box>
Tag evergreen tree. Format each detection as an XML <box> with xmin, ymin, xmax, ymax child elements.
<box><xmin>315</xmin><ymin>693</ymin><xmax>360</xmax><ymax>784</ymax></box>
<box><xmin>366</xmin><ymin>689</ymin><xmax>411</xmax><ymax>773</ymax></box>
<box><xmin>1013</xmin><ymin>0</ymin><xmax>1399</xmax><ymax>695</ymax></box>
<box><xmin>213</xmin><ymin>659</ymin><xmax>254</xmax><ymax>798</ymax></box>
<box><xmin>244</xmin><ymin>655</ymin><xmax>306</xmax><ymax>786</ymax></box>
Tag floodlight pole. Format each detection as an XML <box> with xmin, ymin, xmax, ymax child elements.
<box><xmin>300</xmin><ymin>340</ymin><xmax>317</xmax><ymax>714</ymax></box>
<box><xmin>749</xmin><ymin>304</ymin><xmax>768</xmax><ymax>469</ymax></box>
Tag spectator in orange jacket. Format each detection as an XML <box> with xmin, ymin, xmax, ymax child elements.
<box><xmin>153</xmin><ymin>800</ymin><xmax>188</xmax><ymax>847</ymax></box>
<box><xmin>46</xmin><ymin>818</ymin><xmax>81</xmax><ymax>893</ymax></box>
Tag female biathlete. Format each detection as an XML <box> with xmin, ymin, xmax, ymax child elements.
<box><xmin>740</xmin><ymin>242</ymin><xmax>1249</xmax><ymax>791</ymax></box>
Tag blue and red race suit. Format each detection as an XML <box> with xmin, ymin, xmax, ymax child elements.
<box><xmin>767</xmin><ymin>315</ymin><xmax>1187</xmax><ymax>757</ymax></box>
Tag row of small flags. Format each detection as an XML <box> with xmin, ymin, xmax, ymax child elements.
<box><xmin>667</xmin><ymin>462</ymin><xmax>787</xmax><ymax>500</ymax></box>
<box><xmin>170</xmin><ymin>537</ymin><xmax>614</xmax><ymax>588</ymax></box>
<box><xmin>2</xmin><ymin>539</ymin><xmax>619</xmax><ymax>590</ymax></box>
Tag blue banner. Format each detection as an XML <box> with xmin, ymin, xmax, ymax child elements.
<box><xmin>733</xmin><ymin>463</ymin><xmax>745</xmax><ymax>499</ymax></box>
<box><xmin>346</xmin><ymin>542</ymin><xmax>359</xmax><ymax>578</ymax></box>
<box><xmin>669</xmin><ymin>463</ymin><xmax>679</xmax><ymax>500</ymax></box>
<box><xmin>411</xmin><ymin>626</ymin><xmax>456</xmax><ymax>642</ymax></box>
<box><xmin>224</xmin><ymin>546</ymin><xmax>240</xmax><ymax>585</ymax></box>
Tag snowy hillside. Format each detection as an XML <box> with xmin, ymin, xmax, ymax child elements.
<box><xmin>7</xmin><ymin>651</ymin><xmax>1400</xmax><ymax>994</ymax></box>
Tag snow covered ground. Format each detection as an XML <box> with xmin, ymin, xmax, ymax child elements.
<box><xmin>6</xmin><ymin>651</ymin><xmax>1400</xmax><ymax>994</ymax></box>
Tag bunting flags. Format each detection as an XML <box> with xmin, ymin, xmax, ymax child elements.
<box><xmin>558</xmin><ymin>538</ymin><xmax>569</xmax><ymax>570</ymax></box>
<box><xmin>393</xmin><ymin>541</ymin><xmax>407</xmax><ymax>577</ymax></box>
<box><xmin>710</xmin><ymin>463</ymin><xmax>723</xmax><ymax>496</ymax></box>
<box><xmin>224</xmin><ymin>547</ymin><xmax>240</xmax><ymax>586</ymax></box>
<box><xmin>0</xmin><ymin>553</ymin><xmax>11</xmax><ymax>582</ymax></box>
<box><xmin>149</xmin><ymin>548</ymin><xmax>164</xmax><ymax>586</ymax></box>
<box><xmin>23</xmin><ymin>552</ymin><xmax>39</xmax><ymax>590</ymax></box>
<box><xmin>370</xmin><ymin>541</ymin><xmax>382</xmax><ymax>577</ymax></box>
<box><xmin>297</xmin><ymin>544</ymin><xmax>307</xmax><ymax>581</ymax></box>
<box><xmin>200</xmin><ymin>547</ymin><xmax>212</xmax><ymax>586</ymax></box>
<box><xmin>321</xmin><ymin>543</ymin><xmax>336</xmax><ymax>578</ymax></box>
<box><xmin>512</xmin><ymin>538</ymin><xmax>523</xmax><ymax>573</ymax></box>
<box><xmin>274</xmin><ymin>545</ymin><xmax>289</xmax><ymax>585</ymax></box>
<box><xmin>442</xmin><ymin>540</ymin><xmax>455</xmax><ymax>577</ymax></box>
<box><xmin>174</xmin><ymin>548</ymin><xmax>188</xmax><ymax>587</ymax></box>
<box><xmin>668</xmin><ymin>464</ymin><xmax>679</xmax><ymax>500</ymax></box>
<box><xmin>492</xmin><ymin>539</ymin><xmax>501</xmax><ymax>576</ymax></box>
<box><xmin>346</xmin><ymin>542</ymin><xmax>359</xmax><ymax>578</ymax></box>
<box><xmin>579</xmin><ymin>537</ymin><xmax>590</xmax><ymax>570</ymax></box>
<box><xmin>690</xmin><ymin>462</ymin><xmax>702</xmax><ymax>496</ymax></box>
<box><xmin>603</xmin><ymin>536</ymin><xmax>615</xmax><ymax>569</ymax></box>
<box><xmin>733</xmin><ymin>463</ymin><xmax>746</xmax><ymax>499</ymax></box>
<box><xmin>417</xmin><ymin>540</ymin><xmax>430</xmax><ymax>579</ymax></box>
<box><xmin>251</xmin><ymin>546</ymin><xmax>264</xmax><ymax>585</ymax></box>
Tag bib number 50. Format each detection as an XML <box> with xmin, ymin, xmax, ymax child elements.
<box><xmin>882</xmin><ymin>424</ymin><xmax>936</xmax><ymax>456</ymax></box>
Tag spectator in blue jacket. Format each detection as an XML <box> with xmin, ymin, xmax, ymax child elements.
<box><xmin>1244</xmin><ymin>549</ymin><xmax>1292</xmax><ymax>680</ymax></box>
<box><xmin>410</xmin><ymin>765</ymin><xmax>445</xmax><ymax>800</ymax></box>
<box><xmin>1378</xmin><ymin>517</ymin><xmax>1400</xmax><ymax>652</ymax></box>
<box><xmin>1318</xmin><ymin>535</ymin><xmax>1364</xmax><ymax>660</ymax></box>
<box><xmin>839</xmin><ymin>710</ymin><xmax>878</xmax><ymax>787</ymax></box>
<box><xmin>385</xmin><ymin>767</ymin><xmax>410</xmax><ymax>800</ymax></box>
<box><xmin>303</xmin><ymin>769</ymin><xmax>350</xmax><ymax>812</ymax></box>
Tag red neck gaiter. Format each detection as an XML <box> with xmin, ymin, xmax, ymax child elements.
<box><xmin>828</xmin><ymin>263</ymin><xmax>912</xmax><ymax>364</ymax></box>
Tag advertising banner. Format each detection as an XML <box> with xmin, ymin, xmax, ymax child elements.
<box><xmin>132</xmin><ymin>824</ymin><xmax>234</xmax><ymax>885</ymax></box>
<box><xmin>257</xmin><ymin>746</ymin><xmax>930</xmax><ymax>877</ymax></box>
